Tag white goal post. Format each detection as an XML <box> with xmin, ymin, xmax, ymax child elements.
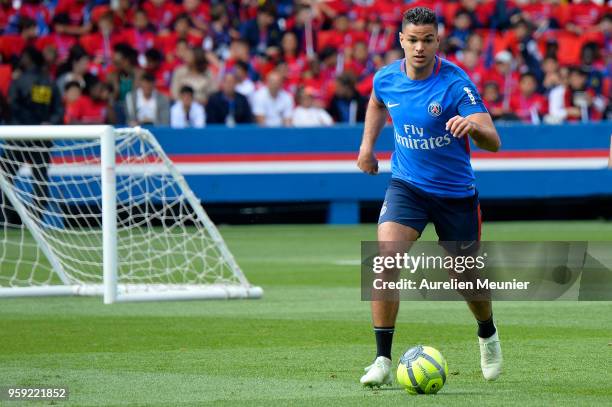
<box><xmin>0</xmin><ymin>125</ymin><xmax>262</xmax><ymax>303</ymax></box>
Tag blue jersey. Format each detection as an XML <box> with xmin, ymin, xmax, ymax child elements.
<box><xmin>373</xmin><ymin>56</ymin><xmax>488</xmax><ymax>198</ymax></box>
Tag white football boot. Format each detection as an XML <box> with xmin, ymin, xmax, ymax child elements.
<box><xmin>479</xmin><ymin>330</ymin><xmax>503</xmax><ymax>381</ymax></box>
<box><xmin>360</xmin><ymin>356</ymin><xmax>393</xmax><ymax>387</ymax></box>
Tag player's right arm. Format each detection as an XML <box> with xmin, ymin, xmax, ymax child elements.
<box><xmin>358</xmin><ymin>91</ymin><xmax>387</xmax><ymax>175</ymax></box>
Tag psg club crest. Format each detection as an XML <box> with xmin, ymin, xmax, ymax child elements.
<box><xmin>428</xmin><ymin>101</ymin><xmax>442</xmax><ymax>117</ymax></box>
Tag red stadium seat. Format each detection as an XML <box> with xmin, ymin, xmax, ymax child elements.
<box><xmin>0</xmin><ymin>64</ymin><xmax>12</xmax><ymax>97</ymax></box>
<box><xmin>0</xmin><ymin>34</ymin><xmax>25</xmax><ymax>61</ymax></box>
<box><xmin>78</xmin><ymin>33</ymin><xmax>100</xmax><ymax>56</ymax></box>
<box><xmin>317</xmin><ymin>30</ymin><xmax>342</xmax><ymax>51</ymax></box>
<box><xmin>556</xmin><ymin>32</ymin><xmax>583</xmax><ymax>66</ymax></box>
<box><xmin>538</xmin><ymin>30</ymin><xmax>584</xmax><ymax>66</ymax></box>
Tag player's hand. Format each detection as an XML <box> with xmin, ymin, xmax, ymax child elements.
<box><xmin>445</xmin><ymin>115</ymin><xmax>478</xmax><ymax>139</ymax></box>
<box><xmin>357</xmin><ymin>149</ymin><xmax>379</xmax><ymax>175</ymax></box>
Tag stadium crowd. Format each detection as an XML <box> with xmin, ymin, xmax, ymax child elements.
<box><xmin>0</xmin><ymin>0</ymin><xmax>609</xmax><ymax>127</ymax></box>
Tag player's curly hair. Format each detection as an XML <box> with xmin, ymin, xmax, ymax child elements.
<box><xmin>402</xmin><ymin>7</ymin><xmax>438</xmax><ymax>31</ymax></box>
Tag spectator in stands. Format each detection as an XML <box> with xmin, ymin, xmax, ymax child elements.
<box><xmin>257</xmin><ymin>46</ymin><xmax>284</xmax><ymax>87</ymax></box>
<box><xmin>206</xmin><ymin>72</ymin><xmax>253</xmax><ymax>126</ymax></box>
<box><xmin>143</xmin><ymin>48</ymin><xmax>172</xmax><ymax>96</ymax></box>
<box><xmin>208</xmin><ymin>4</ymin><xmax>233</xmax><ymax>57</ymax></box>
<box><xmin>344</xmin><ymin>41</ymin><xmax>375</xmax><ymax>81</ymax></box>
<box><xmin>40</xmin><ymin>39</ymin><xmax>59</xmax><ymax>78</ymax></box>
<box><xmin>125</xmin><ymin>72</ymin><xmax>170</xmax><ymax>126</ymax></box>
<box><xmin>0</xmin><ymin>55</ymin><xmax>12</xmax><ymax>98</ymax></box>
<box><xmin>483</xmin><ymin>50</ymin><xmax>519</xmax><ymax>112</ymax></box>
<box><xmin>108</xmin><ymin>43</ymin><xmax>140</xmax><ymax>124</ymax></box>
<box><xmin>171</xmin><ymin>46</ymin><xmax>216</xmax><ymax>105</ymax></box>
<box><xmin>447</xmin><ymin>9</ymin><xmax>473</xmax><ymax>53</ymax></box>
<box><xmin>2</xmin><ymin>17</ymin><xmax>38</xmax><ymax>66</ymax></box>
<box><xmin>40</xmin><ymin>13</ymin><xmax>78</xmax><ymax>62</ymax></box>
<box><xmin>64</xmin><ymin>76</ymin><xmax>115</xmax><ymax>124</ymax></box>
<box><xmin>541</xmin><ymin>56</ymin><xmax>562</xmax><ymax>94</ymax></box>
<box><xmin>252</xmin><ymin>69</ymin><xmax>294</xmax><ymax>127</ymax></box>
<box><xmin>53</xmin><ymin>1</ymin><xmax>92</xmax><ymax>37</ymax></box>
<box><xmin>0</xmin><ymin>90</ymin><xmax>9</xmax><ymax>124</ymax></box>
<box><xmin>288</xmin><ymin>4</ymin><xmax>315</xmax><ymax>57</ymax></box>
<box><xmin>56</xmin><ymin>45</ymin><xmax>90</xmax><ymax>97</ymax></box>
<box><xmin>464</xmin><ymin>32</ymin><xmax>484</xmax><ymax>56</ymax></box>
<box><xmin>542</xmin><ymin>37</ymin><xmax>559</xmax><ymax>60</ymax></box>
<box><xmin>7</xmin><ymin>46</ymin><xmax>62</xmax><ymax>125</ymax></box>
<box><xmin>597</xmin><ymin>13</ymin><xmax>612</xmax><ymax>54</ymax></box>
<box><xmin>546</xmin><ymin>67</ymin><xmax>596</xmax><ymax>123</ymax></box>
<box><xmin>170</xmin><ymin>85</ymin><xmax>205</xmax><ymax>128</ymax></box>
<box><xmin>605</xmin><ymin>104</ymin><xmax>612</xmax><ymax>121</ymax></box>
<box><xmin>155</xmin><ymin>13</ymin><xmax>203</xmax><ymax>59</ymax></box>
<box><xmin>482</xmin><ymin>82</ymin><xmax>509</xmax><ymax>121</ymax></box>
<box><xmin>143</xmin><ymin>0</ymin><xmax>180</xmax><ymax>35</ymax></box>
<box><xmin>510</xmin><ymin>72</ymin><xmax>548</xmax><ymax>124</ymax></box>
<box><xmin>63</xmin><ymin>80</ymin><xmax>82</xmax><ymax>116</ymax></box>
<box><xmin>579</xmin><ymin>41</ymin><xmax>608</xmax><ymax>118</ymax></box>
<box><xmin>121</xmin><ymin>9</ymin><xmax>156</xmax><ymax>59</ymax></box>
<box><xmin>580</xmin><ymin>42</ymin><xmax>605</xmax><ymax>96</ymax></box>
<box><xmin>12</xmin><ymin>0</ymin><xmax>51</xmax><ymax>35</ymax></box>
<box><xmin>317</xmin><ymin>46</ymin><xmax>339</xmax><ymax>98</ymax></box>
<box><xmin>0</xmin><ymin>46</ymin><xmax>62</xmax><ymax>224</ymax></box>
<box><xmin>327</xmin><ymin>73</ymin><xmax>366</xmax><ymax>124</ymax></box>
<box><xmin>0</xmin><ymin>0</ymin><xmax>15</xmax><ymax>34</ymax></box>
<box><xmin>80</xmin><ymin>10</ymin><xmax>121</xmax><ymax>68</ymax></box>
<box><xmin>512</xmin><ymin>19</ymin><xmax>542</xmax><ymax>81</ymax></box>
<box><xmin>451</xmin><ymin>0</ymin><xmax>487</xmax><ymax>28</ymax></box>
<box><xmin>109</xmin><ymin>0</ymin><xmax>133</xmax><ymax>28</ymax></box>
<box><xmin>173</xmin><ymin>38</ymin><xmax>191</xmax><ymax>66</ymax></box>
<box><xmin>489</xmin><ymin>0</ymin><xmax>521</xmax><ymax>30</ymax></box>
<box><xmin>564</xmin><ymin>0</ymin><xmax>606</xmax><ymax>36</ymax></box>
<box><xmin>318</xmin><ymin>13</ymin><xmax>359</xmax><ymax>52</ymax></box>
<box><xmin>292</xmin><ymin>86</ymin><xmax>333</xmax><ymax>127</ymax></box>
<box><xmin>280</xmin><ymin>31</ymin><xmax>306</xmax><ymax>87</ymax></box>
<box><xmin>182</xmin><ymin>0</ymin><xmax>210</xmax><ymax>36</ymax></box>
<box><xmin>240</xmin><ymin>3</ymin><xmax>281</xmax><ymax>56</ymax></box>
<box><xmin>516</xmin><ymin>0</ymin><xmax>560</xmax><ymax>31</ymax></box>
<box><xmin>234</xmin><ymin>60</ymin><xmax>256</xmax><ymax>105</ymax></box>
<box><xmin>383</xmin><ymin>49</ymin><xmax>403</xmax><ymax>65</ymax></box>
<box><xmin>226</xmin><ymin>39</ymin><xmax>253</xmax><ymax>72</ymax></box>
<box><xmin>299</xmin><ymin>57</ymin><xmax>321</xmax><ymax>93</ymax></box>
<box><xmin>456</xmin><ymin>49</ymin><xmax>486</xmax><ymax>91</ymax></box>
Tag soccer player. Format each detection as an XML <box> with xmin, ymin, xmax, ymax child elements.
<box><xmin>357</xmin><ymin>7</ymin><xmax>502</xmax><ymax>386</ymax></box>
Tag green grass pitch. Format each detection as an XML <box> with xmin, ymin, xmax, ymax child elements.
<box><xmin>1</xmin><ymin>221</ymin><xmax>611</xmax><ymax>406</ymax></box>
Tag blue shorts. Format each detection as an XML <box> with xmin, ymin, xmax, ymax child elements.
<box><xmin>378</xmin><ymin>178</ymin><xmax>481</xmax><ymax>242</ymax></box>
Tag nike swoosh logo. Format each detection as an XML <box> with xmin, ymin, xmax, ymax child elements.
<box><xmin>460</xmin><ymin>241</ymin><xmax>476</xmax><ymax>250</ymax></box>
<box><xmin>387</xmin><ymin>102</ymin><xmax>400</xmax><ymax>108</ymax></box>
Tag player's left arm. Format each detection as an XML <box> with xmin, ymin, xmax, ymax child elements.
<box><xmin>446</xmin><ymin>112</ymin><xmax>501</xmax><ymax>152</ymax></box>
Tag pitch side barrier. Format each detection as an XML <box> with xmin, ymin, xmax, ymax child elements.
<box><xmin>18</xmin><ymin>123</ymin><xmax>612</xmax><ymax>224</ymax></box>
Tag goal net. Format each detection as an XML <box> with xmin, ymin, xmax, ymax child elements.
<box><xmin>0</xmin><ymin>125</ymin><xmax>262</xmax><ymax>303</ymax></box>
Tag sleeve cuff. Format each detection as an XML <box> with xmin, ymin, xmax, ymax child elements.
<box><xmin>459</xmin><ymin>104</ymin><xmax>488</xmax><ymax>117</ymax></box>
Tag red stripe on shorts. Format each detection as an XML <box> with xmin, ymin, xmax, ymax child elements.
<box><xmin>477</xmin><ymin>203</ymin><xmax>482</xmax><ymax>241</ymax></box>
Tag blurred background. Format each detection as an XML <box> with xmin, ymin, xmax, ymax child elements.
<box><xmin>0</xmin><ymin>0</ymin><xmax>610</xmax><ymax>224</ymax></box>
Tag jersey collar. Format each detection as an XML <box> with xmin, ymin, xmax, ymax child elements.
<box><xmin>400</xmin><ymin>55</ymin><xmax>442</xmax><ymax>80</ymax></box>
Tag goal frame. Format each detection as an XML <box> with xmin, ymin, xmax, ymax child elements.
<box><xmin>0</xmin><ymin>125</ymin><xmax>263</xmax><ymax>303</ymax></box>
